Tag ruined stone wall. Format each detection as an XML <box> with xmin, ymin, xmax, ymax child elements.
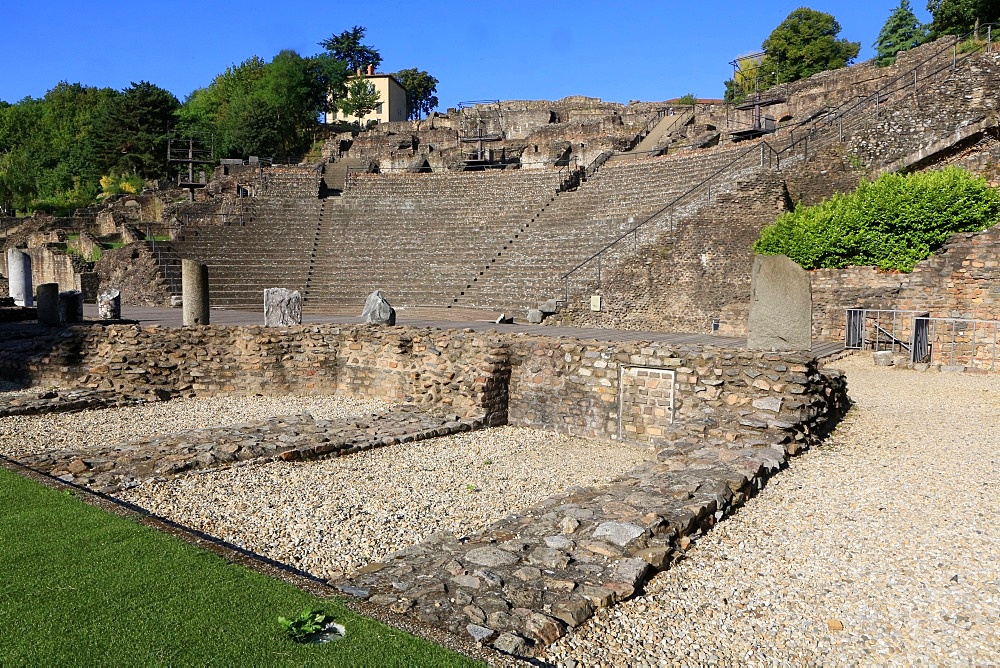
<box><xmin>810</xmin><ymin>225</ymin><xmax>1000</xmax><ymax>340</ymax></box>
<box><xmin>560</xmin><ymin>173</ymin><xmax>790</xmax><ymax>336</ymax></box>
<box><xmin>1</xmin><ymin>325</ymin><xmax>510</xmax><ymax>426</ymax></box>
<box><xmin>506</xmin><ymin>336</ymin><xmax>844</xmax><ymax>452</ymax></box>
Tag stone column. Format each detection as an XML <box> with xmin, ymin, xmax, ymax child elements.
<box><xmin>58</xmin><ymin>290</ymin><xmax>84</xmax><ymax>324</ymax></box>
<box><xmin>181</xmin><ymin>260</ymin><xmax>210</xmax><ymax>326</ymax></box>
<box><xmin>97</xmin><ymin>289</ymin><xmax>122</xmax><ymax>320</ymax></box>
<box><xmin>6</xmin><ymin>248</ymin><xmax>32</xmax><ymax>307</ymax></box>
<box><xmin>36</xmin><ymin>283</ymin><xmax>60</xmax><ymax>326</ymax></box>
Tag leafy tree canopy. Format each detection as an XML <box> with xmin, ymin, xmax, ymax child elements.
<box><xmin>875</xmin><ymin>0</ymin><xmax>929</xmax><ymax>66</ymax></box>
<box><xmin>337</xmin><ymin>76</ymin><xmax>381</xmax><ymax>126</ymax></box>
<box><xmin>92</xmin><ymin>81</ymin><xmax>179</xmax><ymax>179</ymax></box>
<box><xmin>319</xmin><ymin>25</ymin><xmax>382</xmax><ymax>73</ymax></box>
<box><xmin>927</xmin><ymin>0</ymin><xmax>1000</xmax><ymax>36</ymax></box>
<box><xmin>392</xmin><ymin>68</ymin><xmax>439</xmax><ymax>120</ymax></box>
<box><xmin>760</xmin><ymin>8</ymin><xmax>861</xmax><ymax>87</ymax></box>
<box><xmin>753</xmin><ymin>166</ymin><xmax>1000</xmax><ymax>271</ymax></box>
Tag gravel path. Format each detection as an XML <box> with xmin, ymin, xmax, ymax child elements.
<box><xmin>544</xmin><ymin>354</ymin><xmax>1000</xmax><ymax>666</ymax></box>
<box><xmin>115</xmin><ymin>426</ymin><xmax>651</xmax><ymax>581</ymax></box>
<box><xmin>0</xmin><ymin>394</ymin><xmax>390</xmax><ymax>461</ymax></box>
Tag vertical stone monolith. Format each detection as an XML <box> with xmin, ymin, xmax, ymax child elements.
<box><xmin>6</xmin><ymin>248</ymin><xmax>32</xmax><ymax>307</ymax></box>
<box><xmin>181</xmin><ymin>260</ymin><xmax>210</xmax><ymax>326</ymax></box>
<box><xmin>97</xmin><ymin>289</ymin><xmax>122</xmax><ymax>320</ymax></box>
<box><xmin>36</xmin><ymin>283</ymin><xmax>60</xmax><ymax>325</ymax></box>
<box><xmin>747</xmin><ymin>254</ymin><xmax>812</xmax><ymax>351</ymax></box>
<box><xmin>58</xmin><ymin>290</ymin><xmax>84</xmax><ymax>324</ymax></box>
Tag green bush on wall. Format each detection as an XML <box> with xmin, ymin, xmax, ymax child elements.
<box><xmin>753</xmin><ymin>166</ymin><xmax>1000</xmax><ymax>272</ymax></box>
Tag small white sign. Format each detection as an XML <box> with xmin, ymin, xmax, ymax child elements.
<box><xmin>590</xmin><ymin>295</ymin><xmax>602</xmax><ymax>312</ymax></box>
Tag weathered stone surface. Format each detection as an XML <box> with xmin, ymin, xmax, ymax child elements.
<box><xmin>552</xmin><ymin>597</ymin><xmax>593</xmax><ymax>627</ymax></box>
<box><xmin>752</xmin><ymin>396</ymin><xmax>783</xmax><ymax>412</ymax></box>
<box><xmin>36</xmin><ymin>283</ymin><xmax>60</xmax><ymax>326</ymax></box>
<box><xmin>525</xmin><ymin>613</ymin><xmax>565</xmax><ymax>644</ymax></box>
<box><xmin>873</xmin><ymin>350</ymin><xmax>894</xmax><ymax>366</ymax></box>
<box><xmin>465</xmin><ymin>546</ymin><xmax>519</xmax><ymax>568</ymax></box>
<box><xmin>97</xmin><ymin>289</ymin><xmax>122</xmax><ymax>320</ymax></box>
<box><xmin>181</xmin><ymin>260</ymin><xmax>210</xmax><ymax>326</ymax></box>
<box><xmin>747</xmin><ymin>254</ymin><xmax>812</xmax><ymax>351</ymax></box>
<box><xmin>526</xmin><ymin>309</ymin><xmax>544</xmax><ymax>324</ymax></box>
<box><xmin>538</xmin><ymin>299</ymin><xmax>559</xmax><ymax>314</ymax></box>
<box><xmin>7</xmin><ymin>248</ymin><xmax>32</xmax><ymax>307</ymax></box>
<box><xmin>263</xmin><ymin>288</ymin><xmax>302</xmax><ymax>326</ymax></box>
<box><xmin>466</xmin><ymin>624</ymin><xmax>496</xmax><ymax>643</ymax></box>
<box><xmin>362</xmin><ymin>291</ymin><xmax>396</xmax><ymax>325</ymax></box>
<box><xmin>493</xmin><ymin>632</ymin><xmax>530</xmax><ymax>657</ymax></box>
<box><xmin>58</xmin><ymin>290</ymin><xmax>83</xmax><ymax>324</ymax></box>
<box><xmin>593</xmin><ymin>521</ymin><xmax>645</xmax><ymax>546</ymax></box>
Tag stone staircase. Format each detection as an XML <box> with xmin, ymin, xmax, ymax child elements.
<box><xmin>300</xmin><ymin>169</ymin><xmax>565</xmax><ymax>311</ymax></box>
<box><xmin>172</xmin><ymin>167</ymin><xmax>323</xmax><ymax>310</ymax></box>
<box><xmin>453</xmin><ymin>144</ymin><xmax>756</xmax><ymax>312</ymax></box>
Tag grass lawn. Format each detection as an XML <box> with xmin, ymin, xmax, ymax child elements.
<box><xmin>0</xmin><ymin>467</ymin><xmax>481</xmax><ymax>667</ymax></box>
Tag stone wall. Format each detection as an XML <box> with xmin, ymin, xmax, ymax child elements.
<box><xmin>810</xmin><ymin>224</ymin><xmax>1000</xmax><ymax>340</ymax></box>
<box><xmin>559</xmin><ymin>173</ymin><xmax>790</xmax><ymax>336</ymax></box>
<box><xmin>506</xmin><ymin>335</ymin><xmax>838</xmax><ymax>451</ymax></box>
<box><xmin>0</xmin><ymin>325</ymin><xmax>510</xmax><ymax>427</ymax></box>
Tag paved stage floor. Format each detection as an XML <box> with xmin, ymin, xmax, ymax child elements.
<box><xmin>73</xmin><ymin>304</ymin><xmax>844</xmax><ymax>358</ymax></box>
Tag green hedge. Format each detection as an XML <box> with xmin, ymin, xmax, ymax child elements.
<box><xmin>753</xmin><ymin>166</ymin><xmax>1000</xmax><ymax>271</ymax></box>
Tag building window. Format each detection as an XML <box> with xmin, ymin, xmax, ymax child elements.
<box><xmin>376</xmin><ymin>102</ymin><xmax>383</xmax><ymax>115</ymax></box>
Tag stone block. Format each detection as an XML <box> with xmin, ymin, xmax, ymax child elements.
<box><xmin>361</xmin><ymin>291</ymin><xmax>396</xmax><ymax>325</ymax></box>
<box><xmin>58</xmin><ymin>290</ymin><xmax>83</xmax><ymax>324</ymax></box>
<box><xmin>263</xmin><ymin>288</ymin><xmax>302</xmax><ymax>326</ymax></box>
<box><xmin>181</xmin><ymin>260</ymin><xmax>210</xmax><ymax>326</ymax></box>
<box><xmin>747</xmin><ymin>254</ymin><xmax>811</xmax><ymax>351</ymax></box>
<box><xmin>97</xmin><ymin>289</ymin><xmax>121</xmax><ymax>320</ymax></box>
<box><xmin>36</xmin><ymin>283</ymin><xmax>60</xmax><ymax>326</ymax></box>
<box><xmin>872</xmin><ymin>350</ymin><xmax>894</xmax><ymax>366</ymax></box>
<box><xmin>526</xmin><ymin>309</ymin><xmax>544</xmax><ymax>324</ymax></box>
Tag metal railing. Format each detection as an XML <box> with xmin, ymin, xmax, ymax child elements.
<box><xmin>557</xmin><ymin>29</ymin><xmax>996</xmax><ymax>309</ymax></box>
<box><xmin>845</xmin><ymin>308</ymin><xmax>1000</xmax><ymax>370</ymax></box>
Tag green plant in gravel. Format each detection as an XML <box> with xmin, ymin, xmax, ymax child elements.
<box><xmin>753</xmin><ymin>166</ymin><xmax>1000</xmax><ymax>272</ymax></box>
<box><xmin>279</xmin><ymin>606</ymin><xmax>333</xmax><ymax>642</ymax></box>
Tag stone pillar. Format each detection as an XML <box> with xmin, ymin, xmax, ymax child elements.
<box><xmin>97</xmin><ymin>289</ymin><xmax>122</xmax><ymax>320</ymax></box>
<box><xmin>264</xmin><ymin>288</ymin><xmax>302</xmax><ymax>326</ymax></box>
<box><xmin>36</xmin><ymin>283</ymin><xmax>60</xmax><ymax>326</ymax></box>
<box><xmin>58</xmin><ymin>290</ymin><xmax>84</xmax><ymax>324</ymax></box>
<box><xmin>6</xmin><ymin>248</ymin><xmax>32</xmax><ymax>307</ymax></box>
<box><xmin>747</xmin><ymin>254</ymin><xmax>812</xmax><ymax>351</ymax></box>
<box><xmin>181</xmin><ymin>260</ymin><xmax>210</xmax><ymax>326</ymax></box>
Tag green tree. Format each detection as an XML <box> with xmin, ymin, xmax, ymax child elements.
<box><xmin>319</xmin><ymin>26</ymin><xmax>382</xmax><ymax>73</ymax></box>
<box><xmin>754</xmin><ymin>166</ymin><xmax>1000</xmax><ymax>271</ymax></box>
<box><xmin>337</xmin><ymin>76</ymin><xmax>381</xmax><ymax>127</ymax></box>
<box><xmin>927</xmin><ymin>0</ymin><xmax>1000</xmax><ymax>36</ymax></box>
<box><xmin>675</xmin><ymin>93</ymin><xmax>698</xmax><ymax>105</ymax></box>
<box><xmin>875</xmin><ymin>1</ymin><xmax>929</xmax><ymax>65</ymax></box>
<box><xmin>392</xmin><ymin>68</ymin><xmax>439</xmax><ymax>120</ymax></box>
<box><xmin>760</xmin><ymin>8</ymin><xmax>861</xmax><ymax>87</ymax></box>
<box><xmin>92</xmin><ymin>81</ymin><xmax>179</xmax><ymax>179</ymax></box>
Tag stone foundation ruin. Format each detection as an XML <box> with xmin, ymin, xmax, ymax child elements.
<box><xmin>0</xmin><ymin>321</ymin><xmax>848</xmax><ymax>656</ymax></box>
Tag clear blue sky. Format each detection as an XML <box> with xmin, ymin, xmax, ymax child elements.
<box><xmin>4</xmin><ymin>1</ymin><xmax>931</xmax><ymax>109</ymax></box>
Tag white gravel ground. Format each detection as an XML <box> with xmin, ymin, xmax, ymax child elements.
<box><xmin>0</xmin><ymin>394</ymin><xmax>390</xmax><ymax>460</ymax></box>
<box><xmin>543</xmin><ymin>353</ymin><xmax>1000</xmax><ymax>666</ymax></box>
<box><xmin>115</xmin><ymin>426</ymin><xmax>651</xmax><ymax>579</ymax></box>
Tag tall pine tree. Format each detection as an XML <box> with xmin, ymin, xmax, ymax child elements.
<box><xmin>875</xmin><ymin>1</ymin><xmax>929</xmax><ymax>66</ymax></box>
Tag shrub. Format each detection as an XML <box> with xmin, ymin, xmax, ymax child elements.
<box><xmin>753</xmin><ymin>166</ymin><xmax>1000</xmax><ymax>272</ymax></box>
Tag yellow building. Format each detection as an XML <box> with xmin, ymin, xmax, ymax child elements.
<box><xmin>328</xmin><ymin>68</ymin><xmax>408</xmax><ymax>125</ymax></box>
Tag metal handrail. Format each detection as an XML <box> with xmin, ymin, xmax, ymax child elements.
<box><xmin>560</xmin><ymin>139</ymin><xmax>780</xmax><ymax>300</ymax></box>
<box><xmin>558</xmin><ymin>29</ymin><xmax>996</xmax><ymax>305</ymax></box>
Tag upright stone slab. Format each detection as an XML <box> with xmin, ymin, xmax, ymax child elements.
<box><xmin>263</xmin><ymin>288</ymin><xmax>302</xmax><ymax>326</ymax></box>
<box><xmin>97</xmin><ymin>289</ymin><xmax>122</xmax><ymax>320</ymax></box>
<box><xmin>361</xmin><ymin>291</ymin><xmax>396</xmax><ymax>325</ymax></box>
<box><xmin>58</xmin><ymin>290</ymin><xmax>84</xmax><ymax>324</ymax></box>
<box><xmin>181</xmin><ymin>260</ymin><xmax>210</xmax><ymax>326</ymax></box>
<box><xmin>6</xmin><ymin>248</ymin><xmax>32</xmax><ymax>307</ymax></box>
<box><xmin>747</xmin><ymin>254</ymin><xmax>812</xmax><ymax>351</ymax></box>
<box><xmin>36</xmin><ymin>283</ymin><xmax>60</xmax><ymax>326</ymax></box>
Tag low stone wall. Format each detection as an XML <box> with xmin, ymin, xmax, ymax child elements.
<box><xmin>0</xmin><ymin>324</ymin><xmax>510</xmax><ymax>427</ymax></box>
<box><xmin>507</xmin><ymin>335</ymin><xmax>839</xmax><ymax>453</ymax></box>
